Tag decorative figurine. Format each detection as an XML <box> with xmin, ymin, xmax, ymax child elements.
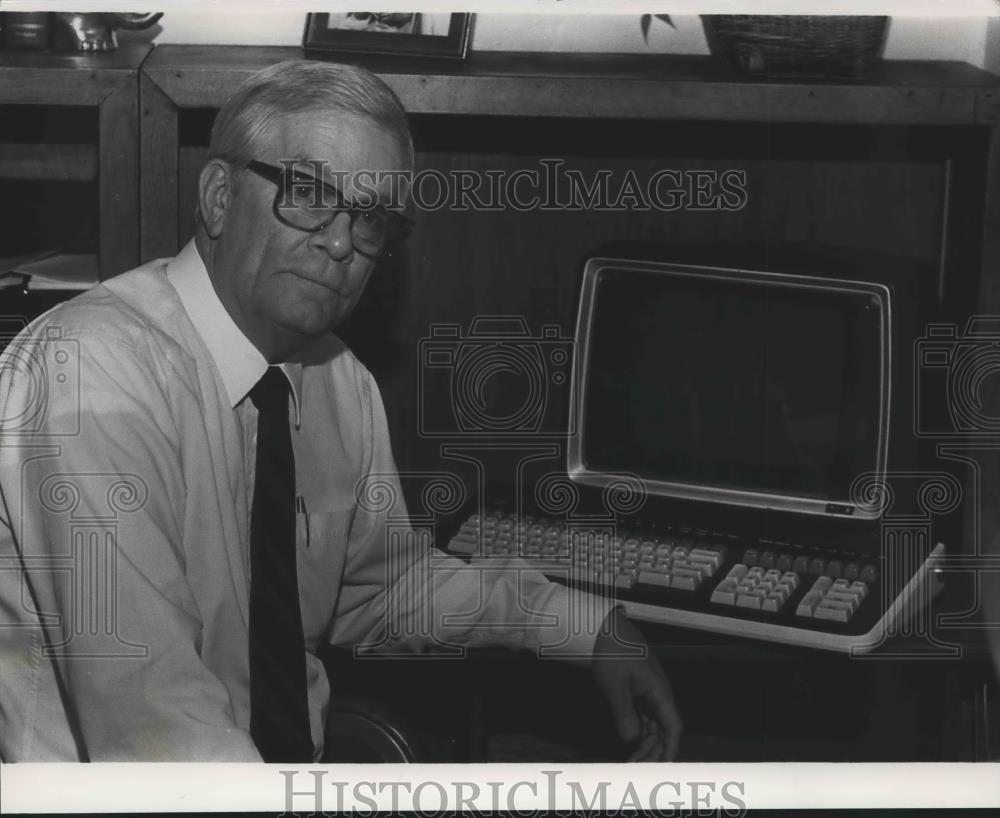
<box><xmin>51</xmin><ymin>12</ymin><xmax>162</xmax><ymax>52</ymax></box>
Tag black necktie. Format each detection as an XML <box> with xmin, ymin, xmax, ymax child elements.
<box><xmin>248</xmin><ymin>367</ymin><xmax>313</xmax><ymax>762</ymax></box>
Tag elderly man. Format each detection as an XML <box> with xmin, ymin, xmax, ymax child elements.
<box><xmin>0</xmin><ymin>60</ymin><xmax>680</xmax><ymax>762</ymax></box>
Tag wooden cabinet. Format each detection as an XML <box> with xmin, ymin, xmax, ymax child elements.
<box><xmin>0</xmin><ymin>44</ymin><xmax>149</xmax><ymax>279</ymax></box>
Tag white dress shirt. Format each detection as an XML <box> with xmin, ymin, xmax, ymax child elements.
<box><xmin>0</xmin><ymin>240</ymin><xmax>612</xmax><ymax>761</ymax></box>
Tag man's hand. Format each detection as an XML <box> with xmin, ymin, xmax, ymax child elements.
<box><xmin>591</xmin><ymin>606</ymin><xmax>682</xmax><ymax>761</ymax></box>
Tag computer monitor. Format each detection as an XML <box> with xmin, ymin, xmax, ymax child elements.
<box><xmin>567</xmin><ymin>257</ymin><xmax>892</xmax><ymax>520</ymax></box>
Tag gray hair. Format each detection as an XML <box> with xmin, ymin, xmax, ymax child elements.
<box><xmin>208</xmin><ymin>60</ymin><xmax>414</xmax><ymax>172</ymax></box>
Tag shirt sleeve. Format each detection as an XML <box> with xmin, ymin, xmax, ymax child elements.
<box><xmin>326</xmin><ymin>367</ymin><xmax>615</xmax><ymax>663</ymax></box>
<box><xmin>0</xmin><ymin>325</ymin><xmax>261</xmax><ymax>761</ymax></box>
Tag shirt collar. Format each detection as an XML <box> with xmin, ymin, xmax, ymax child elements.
<box><xmin>165</xmin><ymin>240</ymin><xmax>303</xmax><ymax>427</ymax></box>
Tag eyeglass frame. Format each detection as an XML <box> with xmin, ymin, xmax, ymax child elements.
<box><xmin>243</xmin><ymin>159</ymin><xmax>413</xmax><ymax>260</ymax></box>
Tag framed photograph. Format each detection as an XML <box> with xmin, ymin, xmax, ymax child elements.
<box><xmin>303</xmin><ymin>13</ymin><xmax>472</xmax><ymax>61</ymax></box>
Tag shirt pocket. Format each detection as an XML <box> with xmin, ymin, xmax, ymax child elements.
<box><xmin>296</xmin><ymin>508</ymin><xmax>353</xmax><ymax>645</ymax></box>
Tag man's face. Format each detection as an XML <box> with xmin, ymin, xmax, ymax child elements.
<box><xmin>210</xmin><ymin>111</ymin><xmax>407</xmax><ymax>358</ymax></box>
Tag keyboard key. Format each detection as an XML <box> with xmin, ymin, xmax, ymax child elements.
<box><xmin>711</xmin><ymin>579</ymin><xmax>739</xmax><ymax>605</ymax></box>
<box><xmin>827</xmin><ymin>560</ymin><xmax>843</xmax><ymax>579</ymax></box>
<box><xmin>796</xmin><ymin>591</ymin><xmax>823</xmax><ymax>617</ymax></box>
<box><xmin>814</xmin><ymin>600</ymin><xmax>853</xmax><ymax>622</ymax></box>
<box><xmin>849</xmin><ymin>581</ymin><xmax>869</xmax><ymax>600</ymax></box>
<box><xmin>764</xmin><ymin>569</ymin><xmax>782</xmax><ymax>582</ymax></box>
<box><xmin>748</xmin><ymin>566</ymin><xmax>765</xmax><ymax>579</ymax></box>
<box><xmin>762</xmin><ymin>592</ymin><xmax>786</xmax><ymax>613</ymax></box>
<box><xmin>861</xmin><ymin>564</ymin><xmax>879</xmax><ymax>583</ymax></box>
<box><xmin>844</xmin><ymin>562</ymin><xmax>860</xmax><ymax>582</ymax></box>
<box><xmin>615</xmin><ymin>572</ymin><xmax>637</xmax><ymax>590</ymax></box>
<box><xmin>737</xmin><ymin>590</ymin><xmax>766</xmax><ymax>610</ymax></box>
<box><xmin>792</xmin><ymin>556</ymin><xmax>810</xmax><ymax>574</ymax></box>
<box><xmin>760</xmin><ymin>551</ymin><xmax>776</xmax><ymax>569</ymax></box>
<box><xmin>728</xmin><ymin>564</ymin><xmax>749</xmax><ymax>580</ymax></box>
<box><xmin>780</xmin><ymin>571</ymin><xmax>800</xmax><ymax>587</ymax></box>
<box><xmin>743</xmin><ymin>548</ymin><xmax>759</xmax><ymax>567</ymax></box>
<box><xmin>671</xmin><ymin>573</ymin><xmax>699</xmax><ymax>591</ymax></box>
<box><xmin>689</xmin><ymin>562</ymin><xmax>715</xmax><ymax>578</ymax></box>
<box><xmin>823</xmin><ymin>590</ymin><xmax>859</xmax><ymax>609</ymax></box>
<box><xmin>811</xmin><ymin>576</ymin><xmax>833</xmax><ymax>594</ymax></box>
<box><xmin>637</xmin><ymin>570</ymin><xmax>673</xmax><ymax>589</ymax></box>
<box><xmin>776</xmin><ymin>554</ymin><xmax>793</xmax><ymax>572</ymax></box>
<box><xmin>808</xmin><ymin>557</ymin><xmax>827</xmax><ymax>576</ymax></box>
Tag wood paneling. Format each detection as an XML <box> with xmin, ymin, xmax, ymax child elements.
<box><xmin>0</xmin><ymin>43</ymin><xmax>149</xmax><ymax>106</ymax></box>
<box><xmin>0</xmin><ymin>143</ymin><xmax>96</xmax><ymax>181</ymax></box>
<box><xmin>98</xmin><ymin>78</ymin><xmax>139</xmax><ymax>277</ymax></box>
<box><xmin>143</xmin><ymin>47</ymin><xmax>998</xmax><ymax>125</ymax></box>
<box><xmin>140</xmin><ymin>72</ymin><xmax>180</xmax><ymax>262</ymax></box>
<box><xmin>357</xmin><ymin>148</ymin><xmax>950</xmax><ymax>478</ymax></box>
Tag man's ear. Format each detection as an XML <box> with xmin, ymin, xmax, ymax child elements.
<box><xmin>197</xmin><ymin>159</ymin><xmax>235</xmax><ymax>239</ymax></box>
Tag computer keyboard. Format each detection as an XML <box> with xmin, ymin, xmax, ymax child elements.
<box><xmin>446</xmin><ymin>509</ymin><xmax>944</xmax><ymax>653</ymax></box>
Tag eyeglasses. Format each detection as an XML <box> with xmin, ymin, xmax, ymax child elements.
<box><xmin>245</xmin><ymin>160</ymin><xmax>412</xmax><ymax>260</ymax></box>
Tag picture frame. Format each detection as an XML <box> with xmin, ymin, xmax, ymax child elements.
<box><xmin>303</xmin><ymin>13</ymin><xmax>473</xmax><ymax>61</ymax></box>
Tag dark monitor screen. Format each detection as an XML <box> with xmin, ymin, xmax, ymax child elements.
<box><xmin>569</xmin><ymin>259</ymin><xmax>890</xmax><ymax>518</ymax></box>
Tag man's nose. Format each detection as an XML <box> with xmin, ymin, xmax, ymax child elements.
<box><xmin>310</xmin><ymin>212</ymin><xmax>354</xmax><ymax>261</ymax></box>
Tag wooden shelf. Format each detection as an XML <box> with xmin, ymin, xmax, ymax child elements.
<box><xmin>0</xmin><ymin>143</ymin><xmax>96</xmax><ymax>181</ymax></box>
<box><xmin>0</xmin><ymin>43</ymin><xmax>151</xmax><ymax>105</ymax></box>
<box><xmin>0</xmin><ymin>44</ymin><xmax>149</xmax><ymax>276</ymax></box>
<box><xmin>142</xmin><ymin>45</ymin><xmax>1000</xmax><ymax>124</ymax></box>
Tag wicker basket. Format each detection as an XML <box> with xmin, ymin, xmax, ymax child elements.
<box><xmin>702</xmin><ymin>15</ymin><xmax>889</xmax><ymax>79</ymax></box>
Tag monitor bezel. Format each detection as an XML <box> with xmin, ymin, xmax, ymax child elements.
<box><xmin>567</xmin><ymin>257</ymin><xmax>892</xmax><ymax>520</ymax></box>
